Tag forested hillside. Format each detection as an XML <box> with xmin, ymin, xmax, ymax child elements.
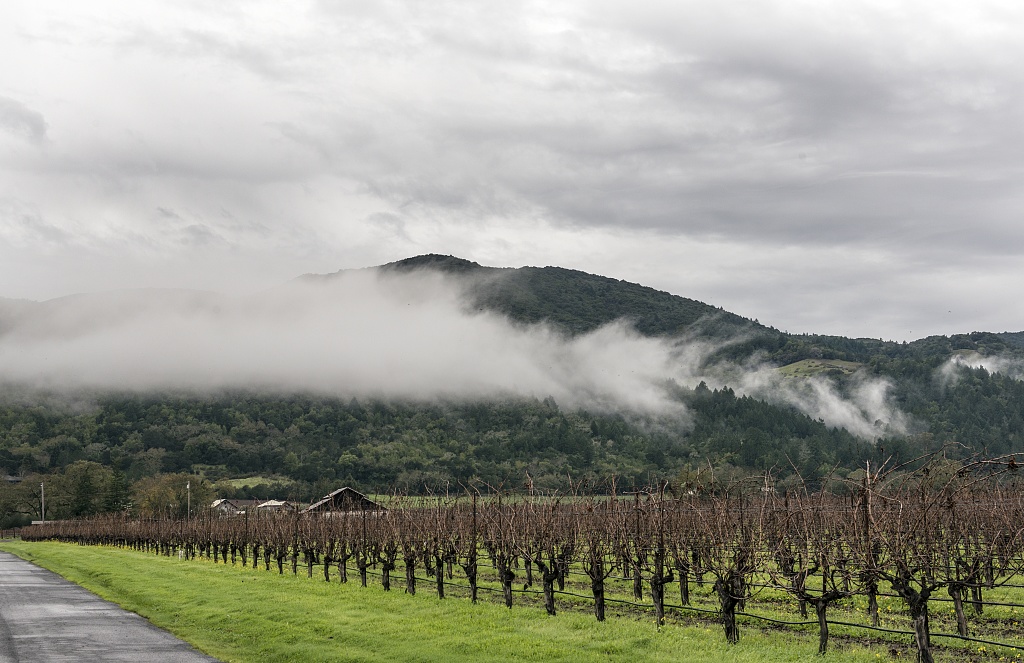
<box><xmin>2</xmin><ymin>255</ymin><xmax>1023</xmax><ymax>526</ymax></box>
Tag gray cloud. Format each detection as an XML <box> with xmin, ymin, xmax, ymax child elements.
<box><xmin>0</xmin><ymin>269</ymin><xmax>907</xmax><ymax>438</ymax></box>
<box><xmin>0</xmin><ymin>96</ymin><xmax>47</xmax><ymax>143</ymax></box>
<box><xmin>276</xmin><ymin>1</ymin><xmax>1024</xmax><ymax>259</ymax></box>
<box><xmin>943</xmin><ymin>352</ymin><xmax>1024</xmax><ymax>384</ymax></box>
<box><xmin>1</xmin><ymin>2</ymin><xmax>1023</xmax><ymax>340</ymax></box>
<box><xmin>0</xmin><ymin>198</ymin><xmax>69</xmax><ymax>246</ymax></box>
<box><xmin>0</xmin><ymin>272</ymin><xmax>691</xmax><ymax>414</ymax></box>
<box><xmin>751</xmin><ymin>371</ymin><xmax>908</xmax><ymax>440</ymax></box>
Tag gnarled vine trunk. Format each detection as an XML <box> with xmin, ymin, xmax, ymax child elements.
<box><xmin>715</xmin><ymin>573</ymin><xmax>744</xmax><ymax>644</ymax></box>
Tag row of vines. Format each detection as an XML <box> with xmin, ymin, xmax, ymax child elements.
<box><xmin>23</xmin><ymin>457</ymin><xmax>1024</xmax><ymax>662</ymax></box>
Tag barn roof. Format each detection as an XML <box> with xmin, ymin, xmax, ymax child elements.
<box><xmin>211</xmin><ymin>498</ymin><xmax>293</xmax><ymax>513</ymax></box>
<box><xmin>301</xmin><ymin>487</ymin><xmax>384</xmax><ymax>513</ymax></box>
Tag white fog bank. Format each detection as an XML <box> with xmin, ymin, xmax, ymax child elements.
<box><xmin>0</xmin><ymin>269</ymin><xmax>907</xmax><ymax>438</ymax></box>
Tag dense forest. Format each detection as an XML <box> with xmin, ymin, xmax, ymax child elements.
<box><xmin>2</xmin><ymin>255</ymin><xmax>1023</xmax><ymax>526</ymax></box>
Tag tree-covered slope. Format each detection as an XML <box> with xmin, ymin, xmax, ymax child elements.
<box><xmin>367</xmin><ymin>255</ymin><xmax>1024</xmax><ymax>366</ymax></box>
<box><xmin>0</xmin><ymin>386</ymin><xmax>872</xmax><ymax>520</ymax></box>
<box><xmin>469</xmin><ymin>265</ymin><xmax>758</xmax><ymax>339</ymax></box>
<box><xmin>309</xmin><ymin>254</ymin><xmax>763</xmax><ymax>340</ymax></box>
<box><xmin>2</xmin><ymin>255</ymin><xmax>1023</xmax><ymax>524</ymax></box>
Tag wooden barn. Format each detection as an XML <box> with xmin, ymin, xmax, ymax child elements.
<box><xmin>301</xmin><ymin>487</ymin><xmax>384</xmax><ymax>514</ymax></box>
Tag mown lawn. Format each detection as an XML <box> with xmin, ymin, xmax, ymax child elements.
<box><xmin>0</xmin><ymin>541</ymin><xmax>900</xmax><ymax>663</ymax></box>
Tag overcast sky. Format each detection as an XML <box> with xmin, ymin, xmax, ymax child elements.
<box><xmin>2</xmin><ymin>1</ymin><xmax>1023</xmax><ymax>341</ymax></box>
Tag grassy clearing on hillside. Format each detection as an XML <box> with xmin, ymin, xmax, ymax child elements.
<box><xmin>0</xmin><ymin>541</ymin><xmax>896</xmax><ymax>663</ymax></box>
<box><xmin>217</xmin><ymin>476</ymin><xmax>295</xmax><ymax>490</ymax></box>
<box><xmin>778</xmin><ymin>359</ymin><xmax>864</xmax><ymax>378</ymax></box>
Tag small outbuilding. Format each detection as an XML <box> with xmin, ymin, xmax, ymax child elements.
<box><xmin>255</xmin><ymin>499</ymin><xmax>294</xmax><ymax>513</ymax></box>
<box><xmin>302</xmin><ymin>487</ymin><xmax>384</xmax><ymax>514</ymax></box>
<box><xmin>211</xmin><ymin>498</ymin><xmax>294</xmax><ymax>515</ymax></box>
<box><xmin>211</xmin><ymin>498</ymin><xmax>248</xmax><ymax>515</ymax></box>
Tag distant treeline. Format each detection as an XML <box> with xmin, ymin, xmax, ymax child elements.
<box><xmin>3</xmin><ymin>358</ymin><xmax>1024</xmax><ymax>528</ymax></box>
<box><xmin>0</xmin><ymin>385</ymin><xmax>880</xmax><ymax>526</ymax></box>
<box><xmin>3</xmin><ymin>258</ymin><xmax>1024</xmax><ymax>527</ymax></box>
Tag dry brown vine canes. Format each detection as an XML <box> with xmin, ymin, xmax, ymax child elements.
<box><xmin>807</xmin><ymin>504</ymin><xmax>858</xmax><ymax>656</ymax></box>
<box><xmin>936</xmin><ymin>491</ymin><xmax>984</xmax><ymax>638</ymax></box>
<box><xmin>852</xmin><ymin>461</ymin><xmax>884</xmax><ymax>627</ymax></box>
<box><xmin>948</xmin><ymin>470</ymin><xmax>1024</xmax><ymax>636</ymax></box>
<box><xmin>373</xmin><ymin>509</ymin><xmax>399</xmax><ymax>592</ymax></box>
<box><xmin>552</xmin><ymin>503</ymin><xmax>581</xmax><ymax>616</ymax></box>
<box><xmin>272</xmin><ymin>512</ymin><xmax>293</xmax><ymax>574</ymax></box>
<box><xmin>26</xmin><ymin>474</ymin><xmax>1024</xmax><ymax>656</ymax></box>
<box><xmin>665</xmin><ymin>498</ymin><xmax>700</xmax><ymax>607</ymax></box>
<box><xmin>767</xmin><ymin>508</ymin><xmax>811</xmax><ymax>618</ymax></box>
<box><xmin>455</xmin><ymin>493</ymin><xmax>481</xmax><ymax>603</ymax></box>
<box><xmin>243</xmin><ymin>509</ymin><xmax>258</xmax><ymax>568</ymax></box>
<box><xmin>423</xmin><ymin>494</ymin><xmax>458</xmax><ymax>599</ymax></box>
<box><xmin>290</xmin><ymin>507</ymin><xmax>302</xmax><ymax>576</ymax></box>
<box><xmin>353</xmin><ymin>507</ymin><xmax>373</xmax><ymax>587</ymax></box>
<box><xmin>526</xmin><ymin>496</ymin><xmax>572</xmax><ymax>616</ymax></box>
<box><xmin>880</xmin><ymin>517</ymin><xmax>939</xmax><ymax>661</ymax></box>
<box><xmin>870</xmin><ymin>462</ymin><xmax>962</xmax><ymax>663</ymax></box>
<box><xmin>872</xmin><ymin>454</ymin><xmax>1024</xmax><ymax>662</ymax></box>
<box><xmin>396</xmin><ymin>503</ymin><xmax>426</xmax><ymax>596</ymax></box>
<box><xmin>482</xmin><ymin>496</ymin><xmax>521</xmax><ymax>609</ymax></box>
<box><xmin>621</xmin><ymin>491</ymin><xmax>647</xmax><ymax>602</ymax></box>
<box><xmin>766</xmin><ymin>490</ymin><xmax>855</xmax><ymax>655</ymax></box>
<box><xmin>695</xmin><ymin>486</ymin><xmax>762</xmax><ymax>644</ymax></box>
<box><xmin>961</xmin><ymin>526</ymin><xmax>988</xmax><ymax>618</ymax></box>
<box><xmin>306</xmin><ymin>512</ymin><xmax>335</xmax><ymax>583</ymax></box>
<box><xmin>967</xmin><ymin>458</ymin><xmax>1024</xmax><ymax>616</ymax></box>
<box><xmin>639</xmin><ymin>485</ymin><xmax>673</xmax><ymax>627</ymax></box>
<box><xmin>232</xmin><ymin>515</ymin><xmax>249</xmax><ymax>567</ymax></box>
<box><xmin>517</xmin><ymin>497</ymin><xmax>542</xmax><ymax>604</ymax></box>
<box><xmin>299</xmin><ymin>513</ymin><xmax>321</xmax><ymax>579</ymax></box>
<box><xmin>579</xmin><ymin>497</ymin><xmax>616</xmax><ymax>622</ymax></box>
<box><xmin>259</xmin><ymin>512</ymin><xmax>275</xmax><ymax>571</ymax></box>
<box><xmin>324</xmin><ymin>521</ymin><xmax>339</xmax><ymax>583</ymax></box>
<box><xmin>219</xmin><ymin>516</ymin><xmax>232</xmax><ymax>564</ymax></box>
<box><xmin>331</xmin><ymin>510</ymin><xmax>356</xmax><ymax>584</ymax></box>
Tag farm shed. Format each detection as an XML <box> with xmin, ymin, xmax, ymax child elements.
<box><xmin>211</xmin><ymin>498</ymin><xmax>247</xmax><ymax>515</ymax></box>
<box><xmin>301</xmin><ymin>487</ymin><xmax>384</xmax><ymax>514</ymax></box>
<box><xmin>210</xmin><ymin>498</ymin><xmax>293</xmax><ymax>515</ymax></box>
<box><xmin>255</xmin><ymin>499</ymin><xmax>294</xmax><ymax>513</ymax></box>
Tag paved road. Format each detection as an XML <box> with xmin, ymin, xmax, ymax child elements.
<box><xmin>0</xmin><ymin>551</ymin><xmax>220</xmax><ymax>662</ymax></box>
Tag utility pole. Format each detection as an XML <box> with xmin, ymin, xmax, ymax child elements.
<box><xmin>40</xmin><ymin>482</ymin><xmax>45</xmax><ymax>523</ymax></box>
<box><xmin>187</xmin><ymin>480</ymin><xmax>191</xmax><ymax>521</ymax></box>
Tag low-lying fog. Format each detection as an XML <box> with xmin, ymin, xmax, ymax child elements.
<box><xmin>0</xmin><ymin>269</ymin><xmax>908</xmax><ymax>439</ymax></box>
<box><xmin>943</xmin><ymin>352</ymin><xmax>1024</xmax><ymax>383</ymax></box>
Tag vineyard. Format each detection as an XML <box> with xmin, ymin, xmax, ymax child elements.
<box><xmin>22</xmin><ymin>457</ymin><xmax>1024</xmax><ymax>663</ymax></box>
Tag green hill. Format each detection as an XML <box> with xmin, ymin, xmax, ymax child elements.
<box><xmin>1</xmin><ymin>255</ymin><xmax>1023</xmax><ymax>524</ymax></box>
<box><xmin>308</xmin><ymin>253</ymin><xmax>762</xmax><ymax>339</ymax></box>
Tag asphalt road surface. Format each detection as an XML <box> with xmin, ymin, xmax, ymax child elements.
<box><xmin>0</xmin><ymin>551</ymin><xmax>220</xmax><ymax>662</ymax></box>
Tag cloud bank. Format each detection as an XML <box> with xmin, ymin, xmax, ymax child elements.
<box><xmin>0</xmin><ymin>96</ymin><xmax>47</xmax><ymax>144</ymax></box>
<box><xmin>2</xmin><ymin>2</ymin><xmax>1024</xmax><ymax>340</ymax></box>
<box><xmin>0</xmin><ymin>270</ymin><xmax>906</xmax><ymax>438</ymax></box>
<box><xmin>943</xmin><ymin>352</ymin><xmax>1024</xmax><ymax>382</ymax></box>
<box><xmin>0</xmin><ymin>271</ymin><xmax>686</xmax><ymax>414</ymax></box>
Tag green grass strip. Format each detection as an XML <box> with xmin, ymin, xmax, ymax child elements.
<box><xmin>1</xmin><ymin>541</ymin><xmax>894</xmax><ymax>663</ymax></box>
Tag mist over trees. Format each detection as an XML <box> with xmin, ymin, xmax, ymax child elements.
<box><xmin>2</xmin><ymin>256</ymin><xmax>1023</xmax><ymax>525</ymax></box>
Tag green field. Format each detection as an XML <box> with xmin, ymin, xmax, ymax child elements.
<box><xmin>0</xmin><ymin>541</ymin><xmax>902</xmax><ymax>663</ymax></box>
<box><xmin>217</xmin><ymin>476</ymin><xmax>296</xmax><ymax>490</ymax></box>
<box><xmin>777</xmin><ymin>359</ymin><xmax>865</xmax><ymax>378</ymax></box>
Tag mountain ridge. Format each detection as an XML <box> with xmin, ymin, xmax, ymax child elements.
<box><xmin>2</xmin><ymin>256</ymin><xmax>1019</xmax><ymax>351</ymax></box>
<box><xmin>1</xmin><ymin>255</ymin><xmax>1023</xmax><ymax>514</ymax></box>
<box><xmin>303</xmin><ymin>254</ymin><xmax>1024</xmax><ymax>365</ymax></box>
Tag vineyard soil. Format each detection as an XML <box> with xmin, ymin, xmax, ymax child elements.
<box><xmin>1</xmin><ymin>541</ymin><xmax>896</xmax><ymax>663</ymax></box>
